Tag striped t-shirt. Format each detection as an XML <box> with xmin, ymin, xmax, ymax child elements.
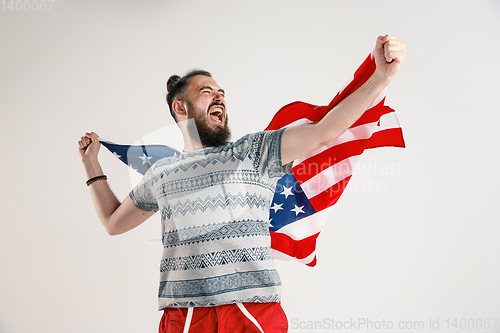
<box><xmin>129</xmin><ymin>129</ymin><xmax>287</xmax><ymax>309</ymax></box>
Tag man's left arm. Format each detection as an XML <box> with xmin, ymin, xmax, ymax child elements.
<box><xmin>281</xmin><ymin>35</ymin><xmax>406</xmax><ymax>166</ymax></box>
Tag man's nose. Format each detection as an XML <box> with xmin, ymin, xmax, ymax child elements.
<box><xmin>214</xmin><ymin>92</ymin><xmax>224</xmax><ymax>102</ymax></box>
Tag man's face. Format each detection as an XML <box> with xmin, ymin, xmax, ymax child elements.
<box><xmin>184</xmin><ymin>75</ymin><xmax>231</xmax><ymax>147</ymax></box>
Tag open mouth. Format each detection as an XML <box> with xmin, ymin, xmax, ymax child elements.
<box><xmin>209</xmin><ymin>106</ymin><xmax>224</xmax><ymax>124</ymax></box>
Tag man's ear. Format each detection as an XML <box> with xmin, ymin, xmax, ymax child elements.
<box><xmin>172</xmin><ymin>100</ymin><xmax>187</xmax><ymax>118</ymax></box>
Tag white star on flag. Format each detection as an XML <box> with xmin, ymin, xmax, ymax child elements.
<box><xmin>139</xmin><ymin>153</ymin><xmax>152</xmax><ymax>165</ymax></box>
<box><xmin>112</xmin><ymin>152</ymin><xmax>121</xmax><ymax>159</ymax></box>
<box><xmin>270</xmin><ymin>202</ymin><xmax>284</xmax><ymax>213</ymax></box>
<box><xmin>280</xmin><ymin>186</ymin><xmax>294</xmax><ymax>199</ymax></box>
<box><xmin>269</xmin><ymin>218</ymin><xmax>273</xmax><ymax>228</ymax></box>
<box><xmin>290</xmin><ymin>205</ymin><xmax>305</xmax><ymax>216</ymax></box>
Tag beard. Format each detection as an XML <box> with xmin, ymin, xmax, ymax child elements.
<box><xmin>186</xmin><ymin>100</ymin><xmax>231</xmax><ymax>147</ymax></box>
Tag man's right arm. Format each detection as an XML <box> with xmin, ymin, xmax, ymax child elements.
<box><xmin>78</xmin><ymin>132</ymin><xmax>155</xmax><ymax>235</ymax></box>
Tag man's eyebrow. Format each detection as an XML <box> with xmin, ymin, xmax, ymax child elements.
<box><xmin>199</xmin><ymin>86</ymin><xmax>225</xmax><ymax>95</ymax></box>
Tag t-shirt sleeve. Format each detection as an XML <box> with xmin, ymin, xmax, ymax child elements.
<box><xmin>129</xmin><ymin>168</ymin><xmax>159</xmax><ymax>212</ymax></box>
<box><xmin>249</xmin><ymin>128</ymin><xmax>288</xmax><ymax>182</ymax></box>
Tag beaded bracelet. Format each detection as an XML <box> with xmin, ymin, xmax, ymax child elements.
<box><xmin>86</xmin><ymin>175</ymin><xmax>108</xmax><ymax>186</ymax></box>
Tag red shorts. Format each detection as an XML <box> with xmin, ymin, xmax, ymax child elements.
<box><xmin>159</xmin><ymin>302</ymin><xmax>288</xmax><ymax>333</ymax></box>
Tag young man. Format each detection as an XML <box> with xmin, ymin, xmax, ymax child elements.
<box><xmin>78</xmin><ymin>35</ymin><xmax>405</xmax><ymax>332</ymax></box>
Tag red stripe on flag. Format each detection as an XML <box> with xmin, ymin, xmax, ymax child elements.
<box><xmin>265</xmin><ymin>102</ymin><xmax>327</xmax><ymax>130</ymax></box>
<box><xmin>307</xmin><ymin>176</ymin><xmax>352</xmax><ymax>212</ymax></box>
<box><xmin>270</xmin><ymin>231</ymin><xmax>320</xmax><ymax>262</ymax></box>
<box><xmin>291</xmin><ymin>121</ymin><xmax>404</xmax><ymax>185</ymax></box>
<box><xmin>351</xmin><ymin>103</ymin><xmax>394</xmax><ymax>128</ymax></box>
<box><xmin>365</xmin><ymin>128</ymin><xmax>406</xmax><ymax>149</ymax></box>
<box><xmin>306</xmin><ymin>256</ymin><xmax>317</xmax><ymax>267</ymax></box>
<box><xmin>292</xmin><ymin>139</ymin><xmax>368</xmax><ymax>184</ymax></box>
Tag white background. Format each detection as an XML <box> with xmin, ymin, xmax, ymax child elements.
<box><xmin>1</xmin><ymin>1</ymin><xmax>500</xmax><ymax>332</ymax></box>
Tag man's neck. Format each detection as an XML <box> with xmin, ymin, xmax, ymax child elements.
<box><xmin>178</xmin><ymin>118</ymin><xmax>207</xmax><ymax>152</ymax></box>
<box><xmin>182</xmin><ymin>135</ymin><xmax>209</xmax><ymax>152</ymax></box>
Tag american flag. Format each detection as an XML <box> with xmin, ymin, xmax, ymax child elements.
<box><xmin>100</xmin><ymin>51</ymin><xmax>405</xmax><ymax>267</ymax></box>
<box><xmin>265</xmin><ymin>52</ymin><xmax>405</xmax><ymax>266</ymax></box>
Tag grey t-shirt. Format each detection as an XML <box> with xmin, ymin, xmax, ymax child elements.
<box><xmin>129</xmin><ymin>129</ymin><xmax>287</xmax><ymax>309</ymax></box>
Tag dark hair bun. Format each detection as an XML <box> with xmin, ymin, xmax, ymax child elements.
<box><xmin>166</xmin><ymin>75</ymin><xmax>181</xmax><ymax>93</ymax></box>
